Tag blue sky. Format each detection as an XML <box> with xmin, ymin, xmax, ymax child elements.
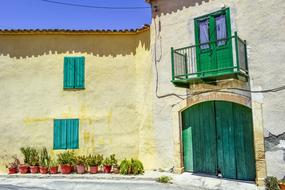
<box><xmin>0</xmin><ymin>0</ymin><xmax>151</xmax><ymax>29</ymax></box>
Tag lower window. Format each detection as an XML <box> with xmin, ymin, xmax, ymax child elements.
<box><xmin>53</xmin><ymin>119</ymin><xmax>79</xmax><ymax>150</ymax></box>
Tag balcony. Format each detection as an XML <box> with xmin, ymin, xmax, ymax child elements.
<box><xmin>171</xmin><ymin>32</ymin><xmax>249</xmax><ymax>88</ymax></box>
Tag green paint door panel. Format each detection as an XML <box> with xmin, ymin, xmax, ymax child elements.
<box><xmin>233</xmin><ymin>105</ymin><xmax>256</xmax><ymax>180</ymax></box>
<box><xmin>195</xmin><ymin>8</ymin><xmax>233</xmax><ymax>77</ymax></box>
<box><xmin>182</xmin><ymin>109</ymin><xmax>194</xmax><ymax>172</ymax></box>
<box><xmin>215</xmin><ymin>101</ymin><xmax>236</xmax><ymax>179</ymax></box>
<box><xmin>183</xmin><ymin>102</ymin><xmax>217</xmax><ymax>175</ymax></box>
<box><xmin>182</xmin><ymin>101</ymin><xmax>256</xmax><ymax>181</ymax></box>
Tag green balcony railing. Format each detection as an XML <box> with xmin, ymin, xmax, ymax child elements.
<box><xmin>171</xmin><ymin>32</ymin><xmax>248</xmax><ymax>87</ymax></box>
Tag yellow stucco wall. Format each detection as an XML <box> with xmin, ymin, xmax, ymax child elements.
<box><xmin>0</xmin><ymin>30</ymin><xmax>157</xmax><ymax>172</ymax></box>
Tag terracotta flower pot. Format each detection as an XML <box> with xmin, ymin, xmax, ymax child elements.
<box><xmin>49</xmin><ymin>166</ymin><xmax>58</xmax><ymax>174</ymax></box>
<box><xmin>8</xmin><ymin>167</ymin><xmax>17</xmax><ymax>174</ymax></box>
<box><xmin>61</xmin><ymin>164</ymin><xmax>72</xmax><ymax>174</ymax></box>
<box><xmin>76</xmin><ymin>165</ymin><xmax>85</xmax><ymax>174</ymax></box>
<box><xmin>19</xmin><ymin>165</ymin><xmax>29</xmax><ymax>174</ymax></box>
<box><xmin>30</xmin><ymin>166</ymin><xmax>39</xmax><ymax>174</ymax></box>
<box><xmin>89</xmin><ymin>166</ymin><xmax>99</xmax><ymax>174</ymax></box>
<box><xmin>279</xmin><ymin>184</ymin><xmax>285</xmax><ymax>190</ymax></box>
<box><xmin>103</xmin><ymin>165</ymin><xmax>112</xmax><ymax>173</ymax></box>
<box><xmin>39</xmin><ymin>166</ymin><xmax>48</xmax><ymax>174</ymax></box>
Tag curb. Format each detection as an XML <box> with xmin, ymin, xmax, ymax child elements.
<box><xmin>0</xmin><ymin>173</ymin><xmax>157</xmax><ymax>182</ymax></box>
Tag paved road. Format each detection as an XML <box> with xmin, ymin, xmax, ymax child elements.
<box><xmin>0</xmin><ymin>178</ymin><xmax>202</xmax><ymax>190</ymax></box>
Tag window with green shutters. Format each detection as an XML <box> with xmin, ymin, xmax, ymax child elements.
<box><xmin>53</xmin><ymin>119</ymin><xmax>79</xmax><ymax>150</ymax></box>
<box><xmin>64</xmin><ymin>57</ymin><xmax>85</xmax><ymax>89</ymax></box>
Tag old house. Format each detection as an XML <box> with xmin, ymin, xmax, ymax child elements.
<box><xmin>0</xmin><ymin>27</ymin><xmax>159</xmax><ymax>171</ymax></box>
<box><xmin>0</xmin><ymin>0</ymin><xmax>284</xmax><ymax>186</ymax></box>
<box><xmin>146</xmin><ymin>0</ymin><xmax>285</xmax><ymax>185</ymax></box>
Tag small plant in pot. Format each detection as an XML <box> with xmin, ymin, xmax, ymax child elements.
<box><xmin>119</xmin><ymin>158</ymin><xmax>144</xmax><ymax>175</ymax></box>
<box><xmin>119</xmin><ymin>159</ymin><xmax>131</xmax><ymax>175</ymax></box>
<box><xmin>110</xmin><ymin>154</ymin><xmax>119</xmax><ymax>174</ymax></box>
<box><xmin>130</xmin><ymin>159</ymin><xmax>144</xmax><ymax>175</ymax></box>
<box><xmin>58</xmin><ymin>151</ymin><xmax>76</xmax><ymax>174</ymax></box>
<box><xmin>49</xmin><ymin>159</ymin><xmax>58</xmax><ymax>174</ymax></box>
<box><xmin>29</xmin><ymin>148</ymin><xmax>40</xmax><ymax>174</ymax></box>
<box><xmin>75</xmin><ymin>156</ymin><xmax>87</xmax><ymax>174</ymax></box>
<box><xmin>87</xmin><ymin>154</ymin><xmax>103</xmax><ymax>174</ymax></box>
<box><xmin>39</xmin><ymin>147</ymin><xmax>50</xmax><ymax>174</ymax></box>
<box><xmin>265</xmin><ymin>176</ymin><xmax>280</xmax><ymax>190</ymax></box>
<box><xmin>5</xmin><ymin>156</ymin><xmax>20</xmax><ymax>174</ymax></box>
<box><xmin>19</xmin><ymin>147</ymin><xmax>32</xmax><ymax>174</ymax></box>
<box><xmin>103</xmin><ymin>156</ymin><xmax>112</xmax><ymax>173</ymax></box>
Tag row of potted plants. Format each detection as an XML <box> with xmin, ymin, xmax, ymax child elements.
<box><xmin>6</xmin><ymin>147</ymin><xmax>144</xmax><ymax>175</ymax></box>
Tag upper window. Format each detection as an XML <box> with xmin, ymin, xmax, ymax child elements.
<box><xmin>54</xmin><ymin>119</ymin><xmax>79</xmax><ymax>150</ymax></box>
<box><xmin>64</xmin><ymin>57</ymin><xmax>85</xmax><ymax>89</ymax></box>
<box><xmin>195</xmin><ymin>8</ymin><xmax>231</xmax><ymax>50</ymax></box>
<box><xmin>199</xmin><ymin>19</ymin><xmax>210</xmax><ymax>49</ymax></box>
<box><xmin>215</xmin><ymin>15</ymin><xmax>227</xmax><ymax>46</ymax></box>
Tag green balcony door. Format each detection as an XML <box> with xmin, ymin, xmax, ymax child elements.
<box><xmin>195</xmin><ymin>8</ymin><xmax>233</xmax><ymax>77</ymax></box>
<box><xmin>182</xmin><ymin>101</ymin><xmax>256</xmax><ymax>181</ymax></box>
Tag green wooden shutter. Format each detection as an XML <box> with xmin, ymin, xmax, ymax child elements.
<box><xmin>54</xmin><ymin>119</ymin><xmax>67</xmax><ymax>149</ymax></box>
<box><xmin>75</xmin><ymin>57</ymin><xmax>85</xmax><ymax>89</ymax></box>
<box><xmin>64</xmin><ymin>57</ymin><xmax>75</xmax><ymax>89</ymax></box>
<box><xmin>53</xmin><ymin>119</ymin><xmax>61</xmax><ymax>149</ymax></box>
<box><xmin>66</xmin><ymin>119</ymin><xmax>79</xmax><ymax>149</ymax></box>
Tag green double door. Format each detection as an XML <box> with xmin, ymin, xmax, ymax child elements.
<box><xmin>182</xmin><ymin>101</ymin><xmax>256</xmax><ymax>181</ymax></box>
<box><xmin>194</xmin><ymin>8</ymin><xmax>233</xmax><ymax>77</ymax></box>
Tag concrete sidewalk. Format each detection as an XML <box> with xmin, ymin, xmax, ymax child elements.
<box><xmin>0</xmin><ymin>171</ymin><xmax>263</xmax><ymax>190</ymax></box>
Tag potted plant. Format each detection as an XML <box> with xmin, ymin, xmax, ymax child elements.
<box><xmin>110</xmin><ymin>154</ymin><xmax>119</xmax><ymax>174</ymax></box>
<box><xmin>5</xmin><ymin>156</ymin><xmax>20</xmax><ymax>174</ymax></box>
<box><xmin>119</xmin><ymin>159</ymin><xmax>131</xmax><ymax>175</ymax></box>
<box><xmin>87</xmin><ymin>154</ymin><xmax>103</xmax><ymax>174</ymax></box>
<box><xmin>119</xmin><ymin>158</ymin><xmax>144</xmax><ymax>175</ymax></box>
<box><xmin>75</xmin><ymin>156</ymin><xmax>87</xmax><ymax>174</ymax></box>
<box><xmin>19</xmin><ymin>147</ymin><xmax>32</xmax><ymax>174</ymax></box>
<box><xmin>58</xmin><ymin>151</ymin><xmax>76</xmax><ymax>174</ymax></box>
<box><xmin>103</xmin><ymin>156</ymin><xmax>112</xmax><ymax>173</ymax></box>
<box><xmin>49</xmin><ymin>159</ymin><xmax>58</xmax><ymax>174</ymax></box>
<box><xmin>265</xmin><ymin>176</ymin><xmax>280</xmax><ymax>190</ymax></box>
<box><xmin>130</xmin><ymin>159</ymin><xmax>144</xmax><ymax>175</ymax></box>
<box><xmin>29</xmin><ymin>148</ymin><xmax>39</xmax><ymax>174</ymax></box>
<box><xmin>39</xmin><ymin>147</ymin><xmax>50</xmax><ymax>174</ymax></box>
<box><xmin>279</xmin><ymin>179</ymin><xmax>285</xmax><ymax>190</ymax></box>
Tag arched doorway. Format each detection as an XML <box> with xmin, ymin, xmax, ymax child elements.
<box><xmin>182</xmin><ymin>100</ymin><xmax>256</xmax><ymax>181</ymax></box>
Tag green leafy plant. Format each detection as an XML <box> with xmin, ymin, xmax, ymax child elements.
<box><xmin>87</xmin><ymin>154</ymin><xmax>103</xmax><ymax>167</ymax></box>
<box><xmin>130</xmin><ymin>159</ymin><xmax>144</xmax><ymax>175</ymax></box>
<box><xmin>119</xmin><ymin>158</ymin><xmax>144</xmax><ymax>175</ymax></box>
<box><xmin>110</xmin><ymin>154</ymin><xmax>118</xmax><ymax>166</ymax></box>
<box><xmin>39</xmin><ymin>147</ymin><xmax>50</xmax><ymax>167</ymax></box>
<box><xmin>156</xmin><ymin>176</ymin><xmax>173</xmax><ymax>184</ymax></box>
<box><xmin>5</xmin><ymin>155</ymin><xmax>20</xmax><ymax>169</ymax></box>
<box><xmin>265</xmin><ymin>176</ymin><xmax>280</xmax><ymax>190</ymax></box>
<box><xmin>103</xmin><ymin>157</ymin><xmax>112</xmax><ymax>166</ymax></box>
<box><xmin>57</xmin><ymin>151</ymin><xmax>76</xmax><ymax>166</ymax></box>
<box><xmin>49</xmin><ymin>159</ymin><xmax>58</xmax><ymax>167</ymax></box>
<box><xmin>119</xmin><ymin>159</ymin><xmax>131</xmax><ymax>175</ymax></box>
<box><xmin>29</xmin><ymin>148</ymin><xmax>39</xmax><ymax>166</ymax></box>
<box><xmin>76</xmin><ymin>155</ymin><xmax>87</xmax><ymax>166</ymax></box>
<box><xmin>20</xmin><ymin>147</ymin><xmax>32</xmax><ymax>165</ymax></box>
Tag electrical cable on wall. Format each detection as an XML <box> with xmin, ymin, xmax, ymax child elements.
<box><xmin>41</xmin><ymin>0</ymin><xmax>151</xmax><ymax>10</ymax></box>
<box><xmin>153</xmin><ymin>17</ymin><xmax>186</xmax><ymax>100</ymax></box>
